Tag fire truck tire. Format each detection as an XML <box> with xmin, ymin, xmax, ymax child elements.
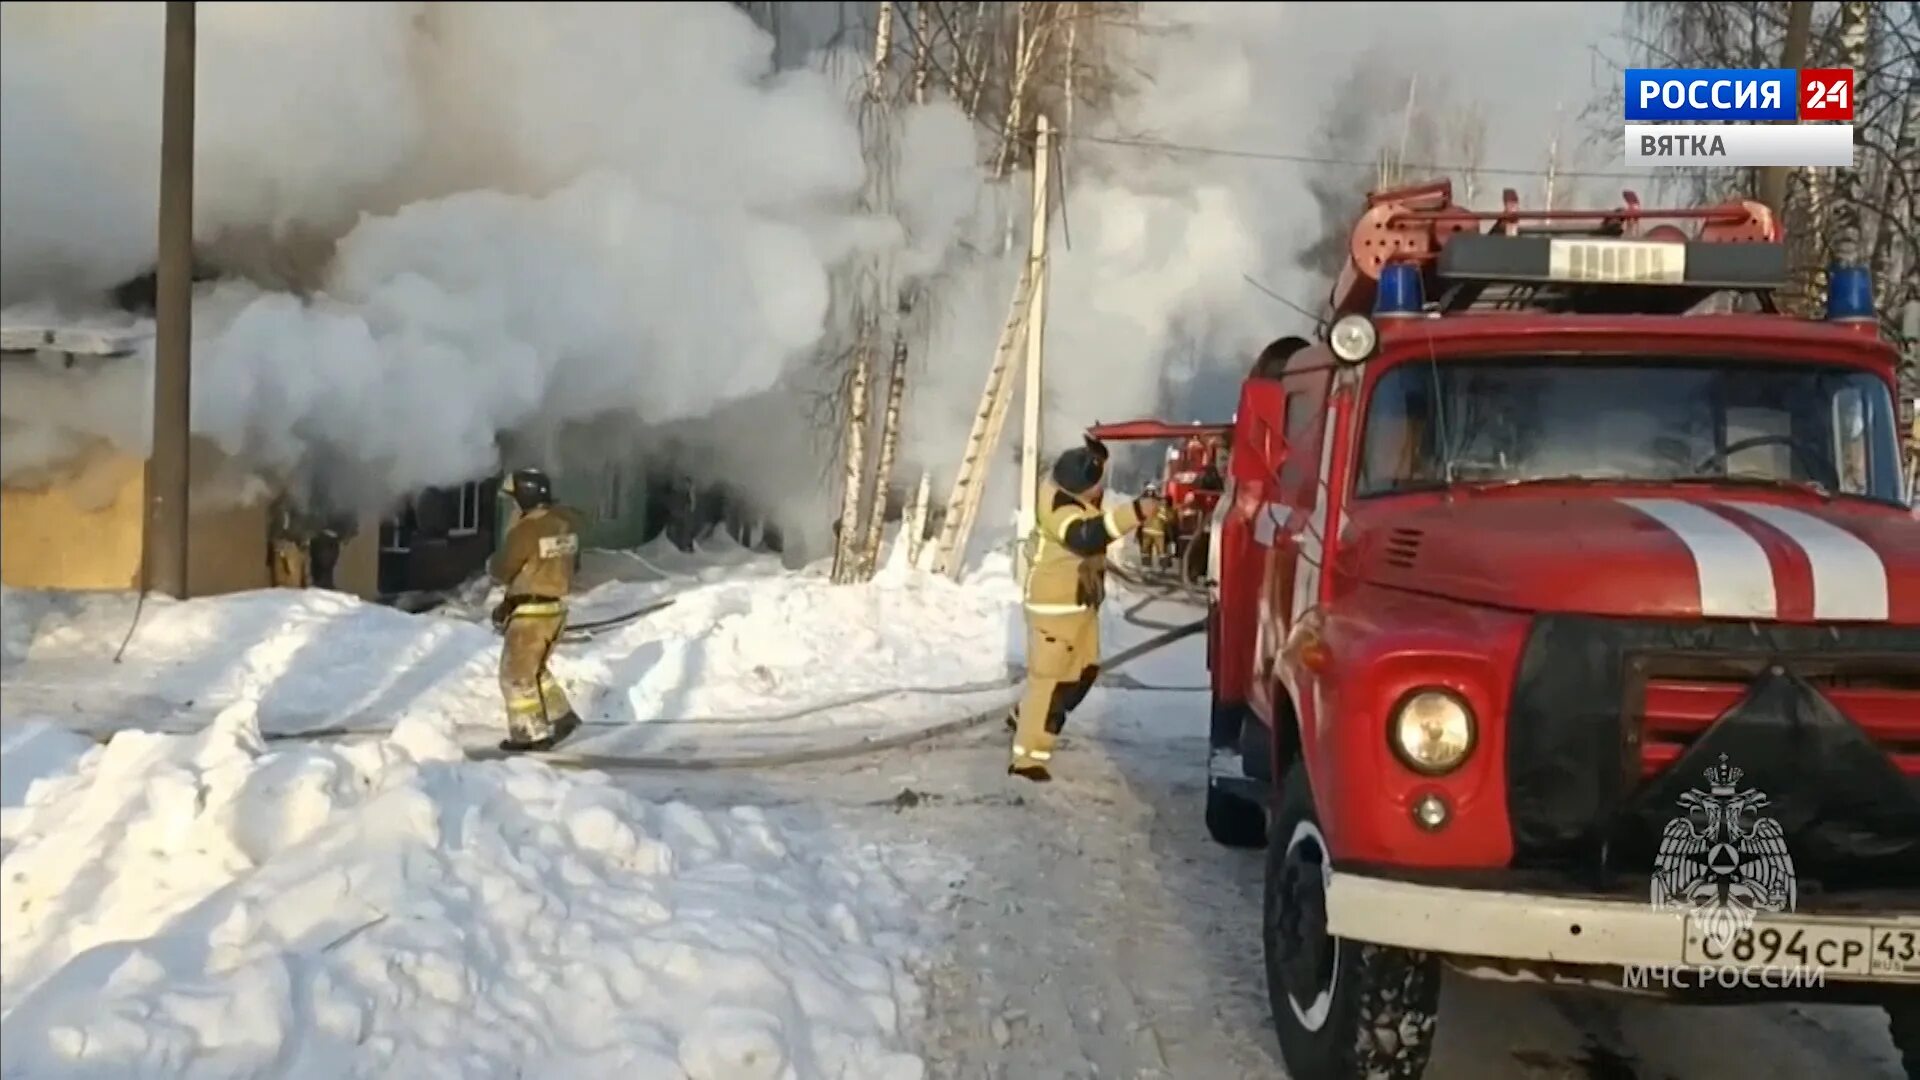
<box><xmin>1887</xmin><ymin>1000</ymin><xmax>1920</xmax><ymax>1079</ymax></box>
<box><xmin>1264</xmin><ymin>761</ymin><xmax>1440</xmax><ymax>1080</ymax></box>
<box><xmin>1205</xmin><ymin>783</ymin><xmax>1266</xmax><ymax>848</ymax></box>
<box><xmin>1206</xmin><ymin>700</ymin><xmax>1267</xmax><ymax>848</ymax></box>
<box><xmin>1181</xmin><ymin>532</ymin><xmax>1209</xmax><ymax>588</ymax></box>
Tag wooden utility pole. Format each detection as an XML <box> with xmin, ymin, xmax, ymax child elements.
<box><xmin>1015</xmin><ymin>114</ymin><xmax>1054</xmax><ymax>579</ymax></box>
<box><xmin>1758</xmin><ymin>0</ymin><xmax>1815</xmax><ymax>218</ymax></box>
<box><xmin>146</xmin><ymin>0</ymin><xmax>196</xmax><ymax>599</ymax></box>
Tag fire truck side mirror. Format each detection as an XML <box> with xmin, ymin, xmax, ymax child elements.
<box><xmin>1231</xmin><ymin>380</ymin><xmax>1288</xmax><ymax>485</ymax></box>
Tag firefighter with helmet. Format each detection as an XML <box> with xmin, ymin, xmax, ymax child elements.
<box><xmin>1009</xmin><ymin>445</ymin><xmax>1162</xmax><ymax>781</ymax></box>
<box><xmin>490</xmin><ymin>467</ymin><xmax>585</xmax><ymax>752</ymax></box>
<box><xmin>1137</xmin><ymin>483</ymin><xmax>1172</xmax><ymax>571</ymax></box>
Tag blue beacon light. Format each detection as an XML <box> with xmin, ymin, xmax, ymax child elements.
<box><xmin>1826</xmin><ymin>264</ymin><xmax>1875</xmax><ymax>323</ymax></box>
<box><xmin>1375</xmin><ymin>262</ymin><xmax>1425</xmax><ymax>317</ymax></box>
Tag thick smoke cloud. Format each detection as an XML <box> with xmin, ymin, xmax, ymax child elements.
<box><xmin>0</xmin><ymin>1</ymin><xmax>983</xmax><ymax>517</ymax></box>
<box><xmin>900</xmin><ymin>0</ymin><xmax>1625</xmax><ymax>502</ymax></box>
<box><xmin>899</xmin><ymin>2</ymin><xmax>1306</xmax><ymax>498</ymax></box>
<box><xmin>3</xmin><ymin>0</ymin><xmax>1620</xmax><ymax>546</ymax></box>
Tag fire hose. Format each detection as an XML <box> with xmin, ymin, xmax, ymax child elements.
<box><xmin>92</xmin><ymin>591</ymin><xmax>1206</xmax><ymax>773</ymax></box>
<box><xmin>465</xmin><ymin>613</ymin><xmax>1206</xmax><ymax>771</ymax></box>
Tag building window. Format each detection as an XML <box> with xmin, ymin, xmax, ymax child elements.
<box><xmin>448</xmin><ymin>480</ymin><xmax>484</xmax><ymax>536</ymax></box>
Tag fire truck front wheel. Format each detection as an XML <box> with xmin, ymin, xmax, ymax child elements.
<box><xmin>1890</xmin><ymin>1000</ymin><xmax>1920</xmax><ymax>1078</ymax></box>
<box><xmin>1205</xmin><ymin>781</ymin><xmax>1266</xmax><ymax>848</ymax></box>
<box><xmin>1264</xmin><ymin>760</ymin><xmax>1440</xmax><ymax>1080</ymax></box>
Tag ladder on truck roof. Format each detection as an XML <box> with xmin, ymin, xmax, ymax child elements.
<box><xmin>1327</xmin><ymin>179</ymin><xmax>1789</xmax><ymax>320</ymax></box>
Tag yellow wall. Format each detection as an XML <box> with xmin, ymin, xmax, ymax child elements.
<box><xmin>0</xmin><ymin>452</ymin><xmax>144</xmax><ymax>591</ymax></box>
<box><xmin>336</xmin><ymin>524</ymin><xmax>378</xmax><ymax>598</ymax></box>
<box><xmin>3</xmin><ymin>447</ymin><xmax>383</xmax><ymax>600</ymax></box>
<box><xmin>186</xmin><ymin>497</ymin><xmax>271</xmax><ymax>596</ymax></box>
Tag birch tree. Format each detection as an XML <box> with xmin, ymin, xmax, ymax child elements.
<box><xmin>829</xmin><ymin>0</ymin><xmax>897</xmax><ymax>585</ymax></box>
<box><xmin>805</xmin><ymin>2</ymin><xmax>1154</xmax><ymax>579</ymax></box>
<box><xmin>1827</xmin><ymin>2</ymin><xmax>1872</xmax><ymax>267</ymax></box>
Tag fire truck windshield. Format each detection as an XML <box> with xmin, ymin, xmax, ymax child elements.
<box><xmin>1356</xmin><ymin>358</ymin><xmax>1904</xmax><ymax>504</ymax></box>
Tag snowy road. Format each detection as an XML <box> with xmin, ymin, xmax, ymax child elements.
<box><xmin>623</xmin><ymin>665</ymin><xmax>1912</xmax><ymax>1077</ymax></box>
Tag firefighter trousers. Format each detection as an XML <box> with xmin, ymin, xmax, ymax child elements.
<box><xmin>1011</xmin><ymin>609</ymin><xmax>1101</xmax><ymax>770</ymax></box>
<box><xmin>499</xmin><ymin>602</ymin><xmax>574</xmax><ymax>742</ymax></box>
<box><xmin>1139</xmin><ymin>531</ymin><xmax>1166</xmax><ymax>563</ymax></box>
<box><xmin>271</xmin><ymin>539</ymin><xmax>310</xmax><ymax>588</ymax></box>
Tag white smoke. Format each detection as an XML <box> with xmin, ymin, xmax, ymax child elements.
<box><xmin>2</xmin><ymin>0</ymin><xmax>1620</xmax><ymax>542</ymax></box>
<box><xmin>899</xmin><ymin>2</ymin><xmax>1310</xmax><ymax>493</ymax></box>
<box><xmin>900</xmin><ymin>0</ymin><xmax>1626</xmax><ymax>497</ymax></box>
<box><xmin>0</xmin><ymin>0</ymin><xmax>987</xmax><ymax>518</ymax></box>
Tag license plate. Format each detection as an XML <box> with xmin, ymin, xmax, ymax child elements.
<box><xmin>1681</xmin><ymin>918</ymin><xmax>1920</xmax><ymax>981</ymax></box>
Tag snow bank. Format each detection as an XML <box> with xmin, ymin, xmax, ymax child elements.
<box><xmin>0</xmin><ymin>551</ymin><xmax>1020</xmax><ymax>742</ymax></box>
<box><xmin>572</xmin><ymin>555</ymin><xmax>1016</xmax><ymax>725</ymax></box>
<box><xmin>0</xmin><ymin>706</ymin><xmax>931</xmax><ymax>1079</ymax></box>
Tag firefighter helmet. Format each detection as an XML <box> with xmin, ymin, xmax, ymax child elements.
<box><xmin>502</xmin><ymin>467</ymin><xmax>553</xmax><ymax>512</ymax></box>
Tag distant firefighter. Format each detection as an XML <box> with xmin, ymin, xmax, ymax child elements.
<box><xmin>490</xmin><ymin>468</ymin><xmax>585</xmax><ymax>753</ymax></box>
<box><xmin>1137</xmin><ymin>484</ymin><xmax>1172</xmax><ymax>571</ymax></box>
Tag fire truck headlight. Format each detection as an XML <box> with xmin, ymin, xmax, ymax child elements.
<box><xmin>1328</xmin><ymin>315</ymin><xmax>1377</xmax><ymax>363</ymax></box>
<box><xmin>1389</xmin><ymin>689</ymin><xmax>1476</xmax><ymax>775</ymax></box>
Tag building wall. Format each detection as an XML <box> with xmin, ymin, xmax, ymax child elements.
<box><xmin>335</xmin><ymin>526</ymin><xmax>379</xmax><ymax>598</ymax></box>
<box><xmin>555</xmin><ymin>462</ymin><xmax>649</xmax><ymax>550</ymax></box>
<box><xmin>0</xmin><ymin>451</ymin><xmax>144</xmax><ymax>590</ymax></box>
<box><xmin>187</xmin><ymin>496</ymin><xmax>271</xmax><ymax>596</ymax></box>
<box><xmin>3</xmin><ymin>446</ymin><xmax>382</xmax><ymax>600</ymax></box>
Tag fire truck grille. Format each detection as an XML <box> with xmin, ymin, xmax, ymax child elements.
<box><xmin>1504</xmin><ymin>615</ymin><xmax>1920</xmax><ymax>893</ymax></box>
<box><xmin>1636</xmin><ymin>667</ymin><xmax>1920</xmax><ymax>780</ymax></box>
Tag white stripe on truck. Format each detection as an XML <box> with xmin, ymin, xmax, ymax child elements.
<box><xmin>1619</xmin><ymin>497</ymin><xmax>1778</xmax><ymax>619</ymax></box>
<box><xmin>1724</xmin><ymin>502</ymin><xmax>1889</xmax><ymax>622</ymax></box>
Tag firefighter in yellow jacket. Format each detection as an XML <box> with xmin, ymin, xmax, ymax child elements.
<box><xmin>1009</xmin><ymin>446</ymin><xmax>1161</xmax><ymax>781</ymax></box>
<box><xmin>1137</xmin><ymin>483</ymin><xmax>1172</xmax><ymax>571</ymax></box>
<box><xmin>490</xmin><ymin>468</ymin><xmax>585</xmax><ymax>752</ymax></box>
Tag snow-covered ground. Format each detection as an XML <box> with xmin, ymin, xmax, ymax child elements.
<box><xmin>0</xmin><ymin>706</ymin><xmax>947</xmax><ymax>1079</ymax></box>
<box><xmin>2</xmin><ymin>535</ymin><xmax>1028</xmax><ymax>758</ymax></box>
<box><xmin>0</xmin><ymin>538</ymin><xmax>1015</xmax><ymax>1078</ymax></box>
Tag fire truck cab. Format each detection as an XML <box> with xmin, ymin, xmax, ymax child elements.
<box><xmin>1204</xmin><ymin>181</ymin><xmax>1920</xmax><ymax>1078</ymax></box>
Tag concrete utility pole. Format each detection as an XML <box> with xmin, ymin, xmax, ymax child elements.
<box><xmin>1758</xmin><ymin>0</ymin><xmax>1814</xmax><ymax>219</ymax></box>
<box><xmin>146</xmin><ymin>0</ymin><xmax>196</xmax><ymax>598</ymax></box>
<box><xmin>1015</xmin><ymin>113</ymin><xmax>1053</xmax><ymax>578</ymax></box>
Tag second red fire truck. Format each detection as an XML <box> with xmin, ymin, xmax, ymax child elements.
<box><xmin>1084</xmin><ymin>420</ymin><xmax>1229</xmax><ymax>586</ymax></box>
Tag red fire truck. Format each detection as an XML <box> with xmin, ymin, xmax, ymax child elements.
<box><xmin>1084</xmin><ymin>420</ymin><xmax>1229</xmax><ymax>586</ymax></box>
<box><xmin>1202</xmin><ymin>180</ymin><xmax>1920</xmax><ymax>1077</ymax></box>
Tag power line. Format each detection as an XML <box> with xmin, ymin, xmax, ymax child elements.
<box><xmin>1053</xmin><ymin>131</ymin><xmax>1674</xmax><ymax>184</ymax></box>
